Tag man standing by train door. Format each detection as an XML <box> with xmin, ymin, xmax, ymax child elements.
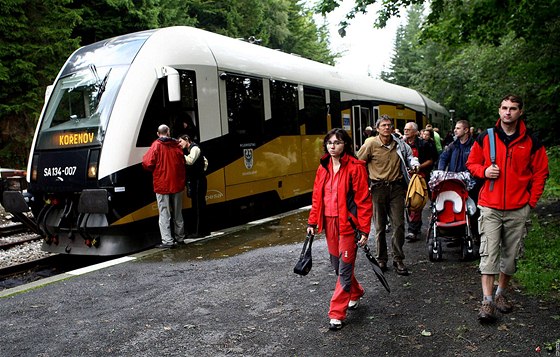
<box><xmin>143</xmin><ymin>124</ymin><xmax>186</xmax><ymax>248</ymax></box>
<box><xmin>467</xmin><ymin>94</ymin><xmax>549</xmax><ymax>323</ymax></box>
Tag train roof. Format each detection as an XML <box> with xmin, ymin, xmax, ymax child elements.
<box><xmin>72</xmin><ymin>26</ymin><xmax>446</xmax><ymax>117</ymax></box>
<box><xmin>139</xmin><ymin>26</ymin><xmax>445</xmax><ymax>116</ymax></box>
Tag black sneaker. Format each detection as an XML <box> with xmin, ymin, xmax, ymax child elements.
<box><xmin>406</xmin><ymin>233</ymin><xmax>419</xmax><ymax>242</ymax></box>
<box><xmin>155</xmin><ymin>242</ymin><xmax>176</xmax><ymax>249</ymax></box>
<box><xmin>378</xmin><ymin>260</ymin><xmax>388</xmax><ymax>272</ymax></box>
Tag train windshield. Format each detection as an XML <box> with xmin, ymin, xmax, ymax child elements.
<box><xmin>35</xmin><ymin>31</ymin><xmax>152</xmax><ymax>150</ymax></box>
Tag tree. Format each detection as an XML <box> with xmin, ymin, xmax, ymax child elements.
<box><xmin>320</xmin><ymin>0</ymin><xmax>560</xmax><ymax>144</ymax></box>
<box><xmin>0</xmin><ymin>0</ymin><xmax>81</xmax><ymax>167</ymax></box>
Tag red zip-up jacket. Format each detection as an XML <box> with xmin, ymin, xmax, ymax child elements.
<box><xmin>308</xmin><ymin>153</ymin><xmax>372</xmax><ymax>237</ymax></box>
<box><xmin>466</xmin><ymin>119</ymin><xmax>548</xmax><ymax>209</ymax></box>
<box><xmin>142</xmin><ymin>137</ymin><xmax>186</xmax><ymax>194</ymax></box>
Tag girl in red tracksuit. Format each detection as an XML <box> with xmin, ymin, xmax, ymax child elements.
<box><xmin>307</xmin><ymin>128</ymin><xmax>373</xmax><ymax>331</ymax></box>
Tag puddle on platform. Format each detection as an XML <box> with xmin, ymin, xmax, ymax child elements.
<box><xmin>143</xmin><ymin>210</ymin><xmax>316</xmax><ymax>262</ymax></box>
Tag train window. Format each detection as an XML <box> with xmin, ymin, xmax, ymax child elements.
<box><xmin>137</xmin><ymin>70</ymin><xmax>199</xmax><ymax>147</ymax></box>
<box><xmin>270</xmin><ymin>80</ymin><xmax>298</xmax><ymax>136</ymax></box>
<box><xmin>329</xmin><ymin>91</ymin><xmax>341</xmax><ymax>129</ymax></box>
<box><xmin>226</xmin><ymin>74</ymin><xmax>264</xmax><ymax>144</ymax></box>
<box><xmin>302</xmin><ymin>86</ymin><xmax>327</xmax><ymax>135</ymax></box>
<box><xmin>35</xmin><ymin>66</ymin><xmax>127</xmax><ymax>150</ymax></box>
<box><xmin>136</xmin><ymin>80</ymin><xmax>169</xmax><ymax>147</ymax></box>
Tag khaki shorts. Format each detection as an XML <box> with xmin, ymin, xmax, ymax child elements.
<box><xmin>478</xmin><ymin>205</ymin><xmax>530</xmax><ymax>275</ymax></box>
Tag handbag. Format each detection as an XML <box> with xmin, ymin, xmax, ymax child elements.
<box><xmin>293</xmin><ymin>233</ymin><xmax>314</xmax><ymax>276</ymax></box>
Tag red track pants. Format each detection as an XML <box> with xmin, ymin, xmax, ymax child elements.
<box><xmin>325</xmin><ymin>217</ymin><xmax>364</xmax><ymax>320</ymax></box>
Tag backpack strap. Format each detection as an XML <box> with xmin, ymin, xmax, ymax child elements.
<box><xmin>487</xmin><ymin>128</ymin><xmax>495</xmax><ymax>191</ymax></box>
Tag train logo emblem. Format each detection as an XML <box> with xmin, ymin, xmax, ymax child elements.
<box><xmin>244</xmin><ymin>149</ymin><xmax>254</xmax><ymax>169</ymax></box>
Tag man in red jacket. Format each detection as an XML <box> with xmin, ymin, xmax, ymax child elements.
<box><xmin>142</xmin><ymin>124</ymin><xmax>186</xmax><ymax>248</ymax></box>
<box><xmin>466</xmin><ymin>94</ymin><xmax>549</xmax><ymax>323</ymax></box>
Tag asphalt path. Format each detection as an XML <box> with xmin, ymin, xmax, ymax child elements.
<box><xmin>1</xmin><ymin>207</ymin><xmax>559</xmax><ymax>356</ymax></box>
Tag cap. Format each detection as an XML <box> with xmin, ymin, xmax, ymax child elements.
<box><xmin>365</xmin><ymin>126</ymin><xmax>373</xmax><ymax>131</ymax></box>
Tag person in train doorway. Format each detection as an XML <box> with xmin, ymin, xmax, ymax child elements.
<box><xmin>466</xmin><ymin>94</ymin><xmax>548</xmax><ymax>323</ymax></box>
<box><xmin>438</xmin><ymin>119</ymin><xmax>481</xmax><ymax>244</ymax></box>
<box><xmin>307</xmin><ymin>128</ymin><xmax>372</xmax><ymax>331</ymax></box>
<box><xmin>176</xmin><ymin>113</ymin><xmax>199</xmax><ymax>143</ymax></box>
<box><xmin>364</xmin><ymin>126</ymin><xmax>375</xmax><ymax>138</ymax></box>
<box><xmin>403</xmin><ymin>121</ymin><xmax>438</xmax><ymax>242</ymax></box>
<box><xmin>142</xmin><ymin>124</ymin><xmax>186</xmax><ymax>248</ymax></box>
<box><xmin>357</xmin><ymin>115</ymin><xmax>419</xmax><ymax>276</ymax></box>
<box><xmin>179</xmin><ymin>134</ymin><xmax>209</xmax><ymax>238</ymax></box>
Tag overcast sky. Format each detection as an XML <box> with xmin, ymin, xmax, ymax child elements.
<box><xmin>310</xmin><ymin>1</ymin><xmax>406</xmax><ymax>78</ymax></box>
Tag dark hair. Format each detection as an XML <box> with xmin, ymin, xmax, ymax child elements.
<box><xmin>456</xmin><ymin>119</ymin><xmax>470</xmax><ymax>129</ymax></box>
<box><xmin>422</xmin><ymin>128</ymin><xmax>434</xmax><ymax>140</ymax></box>
<box><xmin>375</xmin><ymin>115</ymin><xmax>393</xmax><ymax>128</ymax></box>
<box><xmin>500</xmin><ymin>94</ymin><xmax>523</xmax><ymax>110</ymax></box>
<box><xmin>180</xmin><ymin>134</ymin><xmax>192</xmax><ymax>142</ymax></box>
<box><xmin>323</xmin><ymin>128</ymin><xmax>355</xmax><ymax>157</ymax></box>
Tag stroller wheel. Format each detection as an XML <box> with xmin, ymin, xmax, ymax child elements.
<box><xmin>461</xmin><ymin>237</ymin><xmax>478</xmax><ymax>261</ymax></box>
<box><xmin>428</xmin><ymin>238</ymin><xmax>443</xmax><ymax>262</ymax></box>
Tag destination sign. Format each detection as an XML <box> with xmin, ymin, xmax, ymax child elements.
<box><xmin>54</xmin><ymin>131</ymin><xmax>96</xmax><ymax>147</ymax></box>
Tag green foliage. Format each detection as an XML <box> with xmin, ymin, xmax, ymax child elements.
<box><xmin>515</xmin><ymin>216</ymin><xmax>560</xmax><ymax>298</ymax></box>
<box><xmin>0</xmin><ymin>0</ymin><xmax>81</xmax><ymax>168</ymax></box>
<box><xmin>376</xmin><ymin>1</ymin><xmax>560</xmax><ymax>142</ymax></box>
<box><xmin>542</xmin><ymin>146</ymin><xmax>560</xmax><ymax>200</ymax></box>
<box><xmin>0</xmin><ymin>0</ymin><xmax>335</xmax><ymax>167</ymax></box>
<box><xmin>515</xmin><ymin>149</ymin><xmax>560</xmax><ymax>298</ymax></box>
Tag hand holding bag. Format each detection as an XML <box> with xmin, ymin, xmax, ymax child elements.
<box><xmin>293</xmin><ymin>233</ymin><xmax>314</xmax><ymax>276</ymax></box>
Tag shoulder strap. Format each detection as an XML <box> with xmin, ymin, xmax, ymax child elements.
<box><xmin>487</xmin><ymin>128</ymin><xmax>496</xmax><ymax>191</ymax></box>
<box><xmin>487</xmin><ymin>128</ymin><xmax>496</xmax><ymax>164</ymax></box>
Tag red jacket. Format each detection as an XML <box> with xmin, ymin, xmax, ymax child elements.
<box><xmin>308</xmin><ymin>153</ymin><xmax>372</xmax><ymax>237</ymax></box>
<box><xmin>466</xmin><ymin>119</ymin><xmax>548</xmax><ymax>209</ymax></box>
<box><xmin>142</xmin><ymin>137</ymin><xmax>186</xmax><ymax>194</ymax></box>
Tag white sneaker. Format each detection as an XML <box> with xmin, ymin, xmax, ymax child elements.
<box><xmin>348</xmin><ymin>300</ymin><xmax>360</xmax><ymax>310</ymax></box>
<box><xmin>329</xmin><ymin>319</ymin><xmax>342</xmax><ymax>330</ymax></box>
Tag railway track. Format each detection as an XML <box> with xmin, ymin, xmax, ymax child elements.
<box><xmin>0</xmin><ymin>223</ymin><xmax>41</xmax><ymax>250</ymax></box>
<box><xmin>0</xmin><ymin>222</ymin><xmax>29</xmax><ymax>237</ymax></box>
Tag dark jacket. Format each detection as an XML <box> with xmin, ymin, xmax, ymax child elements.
<box><xmin>438</xmin><ymin>136</ymin><xmax>474</xmax><ymax>172</ymax></box>
<box><xmin>407</xmin><ymin>137</ymin><xmax>438</xmax><ymax>177</ymax></box>
<box><xmin>142</xmin><ymin>137</ymin><xmax>186</xmax><ymax>194</ymax></box>
<box><xmin>308</xmin><ymin>153</ymin><xmax>372</xmax><ymax>237</ymax></box>
<box><xmin>466</xmin><ymin>119</ymin><xmax>549</xmax><ymax>209</ymax></box>
<box><xmin>185</xmin><ymin>142</ymin><xmax>206</xmax><ymax>180</ymax></box>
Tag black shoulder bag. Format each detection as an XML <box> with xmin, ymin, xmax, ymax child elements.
<box><xmin>293</xmin><ymin>233</ymin><xmax>314</xmax><ymax>276</ymax></box>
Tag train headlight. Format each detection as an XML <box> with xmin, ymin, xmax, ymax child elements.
<box><xmin>31</xmin><ymin>154</ymin><xmax>39</xmax><ymax>182</ymax></box>
<box><xmin>87</xmin><ymin>163</ymin><xmax>97</xmax><ymax>179</ymax></box>
<box><xmin>87</xmin><ymin>149</ymin><xmax>100</xmax><ymax>179</ymax></box>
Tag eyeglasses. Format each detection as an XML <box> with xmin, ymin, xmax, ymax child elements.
<box><xmin>326</xmin><ymin>140</ymin><xmax>344</xmax><ymax>146</ymax></box>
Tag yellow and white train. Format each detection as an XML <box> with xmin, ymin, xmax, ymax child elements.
<box><xmin>2</xmin><ymin>26</ymin><xmax>448</xmax><ymax>255</ymax></box>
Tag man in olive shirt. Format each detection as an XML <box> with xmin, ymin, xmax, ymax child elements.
<box><xmin>357</xmin><ymin>116</ymin><xmax>419</xmax><ymax>275</ymax></box>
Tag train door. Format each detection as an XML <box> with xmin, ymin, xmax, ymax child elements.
<box><xmin>351</xmin><ymin>105</ymin><xmax>371</xmax><ymax>151</ymax></box>
<box><xmin>136</xmin><ymin>69</ymin><xmax>199</xmax><ymax>146</ymax></box>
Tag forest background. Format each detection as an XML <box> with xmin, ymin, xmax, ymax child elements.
<box><xmin>1</xmin><ymin>0</ymin><xmax>559</xmax><ymax>168</ymax></box>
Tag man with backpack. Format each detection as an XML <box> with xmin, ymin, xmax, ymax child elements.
<box><xmin>357</xmin><ymin>115</ymin><xmax>419</xmax><ymax>275</ymax></box>
<box><xmin>466</xmin><ymin>94</ymin><xmax>549</xmax><ymax>323</ymax></box>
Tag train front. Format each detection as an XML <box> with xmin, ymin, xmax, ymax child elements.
<box><xmin>2</xmin><ymin>32</ymin><xmax>159</xmax><ymax>255</ymax></box>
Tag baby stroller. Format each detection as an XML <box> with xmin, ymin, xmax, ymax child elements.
<box><xmin>426</xmin><ymin>170</ymin><xmax>478</xmax><ymax>261</ymax></box>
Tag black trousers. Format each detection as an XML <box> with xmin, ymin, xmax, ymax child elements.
<box><xmin>186</xmin><ymin>177</ymin><xmax>208</xmax><ymax>236</ymax></box>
